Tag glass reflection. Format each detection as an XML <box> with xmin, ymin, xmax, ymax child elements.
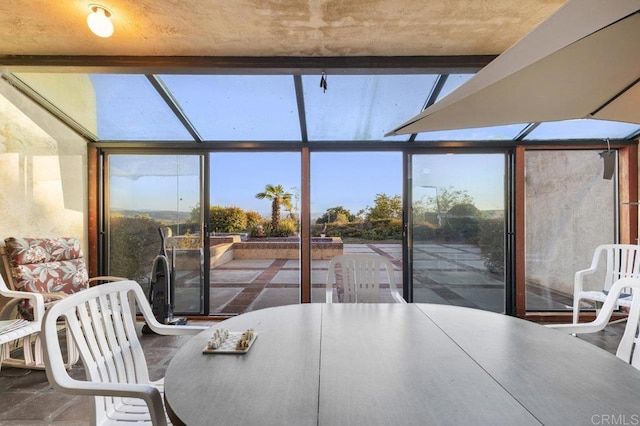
<box><xmin>524</xmin><ymin>119</ymin><xmax>640</xmax><ymax>140</ymax></box>
<box><xmin>304</xmin><ymin>75</ymin><xmax>437</xmax><ymax>141</ymax></box>
<box><xmin>160</xmin><ymin>75</ymin><xmax>300</xmax><ymax>141</ymax></box>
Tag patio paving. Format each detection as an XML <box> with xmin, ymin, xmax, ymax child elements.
<box><xmin>169</xmin><ymin>242</ymin><xmax>572</xmax><ymax>316</ymax></box>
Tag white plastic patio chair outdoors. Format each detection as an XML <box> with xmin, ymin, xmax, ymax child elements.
<box><xmin>572</xmin><ymin>244</ymin><xmax>640</xmax><ymax>324</ymax></box>
<box><xmin>549</xmin><ymin>277</ymin><xmax>640</xmax><ymax>370</ymax></box>
<box><xmin>0</xmin><ymin>274</ymin><xmax>43</xmax><ymax>371</ymax></box>
<box><xmin>326</xmin><ymin>254</ymin><xmax>406</xmax><ymax>303</ymax></box>
<box><xmin>41</xmin><ymin>279</ymin><xmax>208</xmax><ymax>426</ymax></box>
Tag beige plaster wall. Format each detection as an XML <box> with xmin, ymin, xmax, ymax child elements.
<box><xmin>0</xmin><ymin>77</ymin><xmax>90</xmax><ymax>264</ymax></box>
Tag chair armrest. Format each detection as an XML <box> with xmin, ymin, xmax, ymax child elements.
<box><xmin>548</xmin><ymin>277</ymin><xmax>640</xmax><ymax>335</ymax></box>
<box><xmin>142</xmin><ymin>322</ymin><xmax>209</xmax><ymax>336</ymax></box>
<box><xmin>88</xmin><ymin>276</ymin><xmax>128</xmax><ymax>287</ymax></box>
<box><xmin>326</xmin><ymin>285</ymin><xmax>334</xmax><ymax>303</ymax></box>
<box><xmin>392</xmin><ymin>293</ymin><xmax>407</xmax><ymax>304</ymax></box>
<box><xmin>573</xmin><ymin>245</ymin><xmax>608</xmax><ymax>293</ymax></box>
<box><xmin>37</xmin><ymin>292</ymin><xmax>67</xmax><ymax>300</ymax></box>
<box><xmin>126</xmin><ymin>280</ymin><xmax>208</xmax><ymax>336</ymax></box>
<box><xmin>574</xmin><ymin>267</ymin><xmax>597</xmax><ymax>293</ymax></box>
<box><xmin>0</xmin><ymin>288</ymin><xmax>45</xmax><ymax>322</ymax></box>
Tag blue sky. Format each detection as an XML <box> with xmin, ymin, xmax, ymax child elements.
<box><xmin>109</xmin><ymin>152</ymin><xmax>504</xmax><ymax>219</ymax></box>
<box><xmin>214</xmin><ymin>152</ymin><xmax>403</xmax><ymax>217</ymax></box>
<box><xmin>109</xmin><ymin>152</ymin><xmax>404</xmax><ymax>218</ymax></box>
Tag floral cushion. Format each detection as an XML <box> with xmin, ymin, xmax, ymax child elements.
<box><xmin>4</xmin><ymin>237</ymin><xmax>89</xmax><ymax>319</ymax></box>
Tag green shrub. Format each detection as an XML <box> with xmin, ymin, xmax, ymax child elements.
<box><xmin>444</xmin><ymin>203</ymin><xmax>481</xmax><ymax>243</ymax></box>
<box><xmin>109</xmin><ymin>215</ymin><xmax>162</xmax><ymax>284</ymax></box>
<box><xmin>245</xmin><ymin>211</ymin><xmax>263</xmax><ymax>231</ymax></box>
<box><xmin>167</xmin><ymin>229</ymin><xmax>200</xmax><ymax>249</ymax></box>
<box><xmin>412</xmin><ymin>223</ymin><xmax>437</xmax><ymax>241</ymax></box>
<box><xmin>210</xmin><ymin>206</ymin><xmax>247</xmax><ymax>233</ymax></box>
<box><xmin>478</xmin><ymin>218</ymin><xmax>504</xmax><ymax>275</ymax></box>
<box><xmin>269</xmin><ymin>217</ymin><xmax>298</xmax><ymax>237</ymax></box>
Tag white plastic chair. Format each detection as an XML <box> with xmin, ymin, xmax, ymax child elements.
<box><xmin>326</xmin><ymin>254</ymin><xmax>406</xmax><ymax>303</ymax></box>
<box><xmin>0</xmin><ymin>274</ymin><xmax>43</xmax><ymax>370</ymax></box>
<box><xmin>549</xmin><ymin>277</ymin><xmax>640</xmax><ymax>370</ymax></box>
<box><xmin>41</xmin><ymin>280</ymin><xmax>208</xmax><ymax>426</ymax></box>
<box><xmin>572</xmin><ymin>244</ymin><xmax>640</xmax><ymax>324</ymax></box>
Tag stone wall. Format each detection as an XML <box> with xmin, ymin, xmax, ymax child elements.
<box><xmin>210</xmin><ymin>237</ymin><xmax>344</xmax><ymax>262</ymax></box>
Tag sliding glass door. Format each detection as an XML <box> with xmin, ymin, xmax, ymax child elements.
<box><xmin>410</xmin><ymin>153</ymin><xmax>507</xmax><ymax>312</ymax></box>
<box><xmin>208</xmin><ymin>152</ymin><xmax>301</xmax><ymax>315</ymax></box>
<box><xmin>310</xmin><ymin>152</ymin><xmax>403</xmax><ymax>302</ymax></box>
<box><xmin>106</xmin><ymin>154</ymin><xmax>205</xmax><ymax>315</ymax></box>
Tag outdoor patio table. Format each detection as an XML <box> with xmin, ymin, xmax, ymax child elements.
<box><xmin>164</xmin><ymin>303</ymin><xmax>640</xmax><ymax>426</ymax></box>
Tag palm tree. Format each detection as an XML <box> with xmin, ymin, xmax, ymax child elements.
<box><xmin>255</xmin><ymin>184</ymin><xmax>293</xmax><ymax>232</ymax></box>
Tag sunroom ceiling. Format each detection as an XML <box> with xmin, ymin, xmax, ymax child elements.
<box><xmin>1</xmin><ymin>0</ymin><xmax>639</xmax><ymax>142</ymax></box>
<box><xmin>7</xmin><ymin>71</ymin><xmax>640</xmax><ymax>143</ymax></box>
<box><xmin>0</xmin><ymin>1</ymin><xmax>563</xmax><ymax>57</ymax></box>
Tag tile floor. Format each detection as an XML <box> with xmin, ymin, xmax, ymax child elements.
<box><xmin>0</xmin><ymin>318</ymin><xmax>627</xmax><ymax>425</ymax></box>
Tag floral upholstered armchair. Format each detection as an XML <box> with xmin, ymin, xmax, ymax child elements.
<box><xmin>0</xmin><ymin>236</ymin><xmax>125</xmax><ymax>370</ymax></box>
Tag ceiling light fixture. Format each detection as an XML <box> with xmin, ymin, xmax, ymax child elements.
<box><xmin>87</xmin><ymin>4</ymin><xmax>114</xmax><ymax>38</ymax></box>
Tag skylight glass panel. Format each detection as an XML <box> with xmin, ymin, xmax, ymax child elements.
<box><xmin>413</xmin><ymin>123</ymin><xmax>529</xmax><ymax>141</ymax></box>
<box><xmin>303</xmin><ymin>74</ymin><xmax>437</xmax><ymax>141</ymax></box>
<box><xmin>524</xmin><ymin>119</ymin><xmax>640</xmax><ymax>140</ymax></box>
<box><xmin>436</xmin><ymin>74</ymin><xmax>474</xmax><ymax>101</ymax></box>
<box><xmin>90</xmin><ymin>75</ymin><xmax>194</xmax><ymax>141</ymax></box>
<box><xmin>13</xmin><ymin>73</ymin><xmax>193</xmax><ymax>141</ymax></box>
<box><xmin>13</xmin><ymin>72</ymin><xmax>101</xmax><ymax>138</ymax></box>
<box><xmin>160</xmin><ymin>75</ymin><xmax>300</xmax><ymax>141</ymax></box>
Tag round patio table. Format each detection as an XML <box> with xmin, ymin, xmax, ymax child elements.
<box><xmin>164</xmin><ymin>303</ymin><xmax>640</xmax><ymax>426</ymax></box>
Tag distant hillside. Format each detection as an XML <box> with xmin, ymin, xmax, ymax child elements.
<box><xmin>111</xmin><ymin>210</ymin><xmax>193</xmax><ymax>224</ymax></box>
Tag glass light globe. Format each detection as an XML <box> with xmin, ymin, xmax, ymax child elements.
<box><xmin>87</xmin><ymin>6</ymin><xmax>114</xmax><ymax>38</ymax></box>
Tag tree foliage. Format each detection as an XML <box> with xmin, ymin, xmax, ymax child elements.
<box><xmin>255</xmin><ymin>184</ymin><xmax>293</xmax><ymax>231</ymax></box>
<box><xmin>366</xmin><ymin>193</ymin><xmax>402</xmax><ymax>220</ymax></box>
<box><xmin>316</xmin><ymin>206</ymin><xmax>355</xmax><ymax>224</ymax></box>
<box><xmin>426</xmin><ymin>186</ymin><xmax>474</xmax><ymax>215</ymax></box>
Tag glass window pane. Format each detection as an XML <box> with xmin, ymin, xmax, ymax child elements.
<box><xmin>108</xmin><ymin>155</ymin><xmax>203</xmax><ymax>314</ymax></box>
<box><xmin>161</xmin><ymin>75</ymin><xmax>301</xmax><ymax>141</ymax></box>
<box><xmin>525</xmin><ymin>119</ymin><xmax>640</xmax><ymax>140</ymax></box>
<box><xmin>304</xmin><ymin>75</ymin><xmax>437</xmax><ymax>141</ymax></box>
<box><xmin>91</xmin><ymin>75</ymin><xmax>194</xmax><ymax>141</ymax></box>
<box><xmin>14</xmin><ymin>73</ymin><xmax>194</xmax><ymax>141</ymax></box>
<box><xmin>411</xmin><ymin>153</ymin><xmax>506</xmax><ymax>312</ymax></box>
<box><xmin>311</xmin><ymin>152</ymin><xmax>403</xmax><ymax>302</ymax></box>
<box><xmin>209</xmin><ymin>152</ymin><xmax>301</xmax><ymax>315</ymax></box>
<box><xmin>12</xmin><ymin>73</ymin><xmax>100</xmax><ymax>137</ymax></box>
<box><xmin>525</xmin><ymin>150</ymin><xmax>616</xmax><ymax>311</ymax></box>
<box><xmin>410</xmin><ymin>73</ymin><xmax>528</xmax><ymax>141</ymax></box>
<box><xmin>436</xmin><ymin>74</ymin><xmax>474</xmax><ymax>100</ymax></box>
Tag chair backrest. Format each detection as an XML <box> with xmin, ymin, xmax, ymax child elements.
<box><xmin>616</xmin><ymin>279</ymin><xmax>640</xmax><ymax>369</ymax></box>
<box><xmin>326</xmin><ymin>254</ymin><xmax>405</xmax><ymax>303</ymax></box>
<box><xmin>598</xmin><ymin>244</ymin><xmax>640</xmax><ymax>291</ymax></box>
<box><xmin>2</xmin><ymin>237</ymin><xmax>89</xmax><ymax>294</ymax></box>
<box><xmin>42</xmin><ymin>280</ymin><xmax>160</xmax><ymax>425</ymax></box>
